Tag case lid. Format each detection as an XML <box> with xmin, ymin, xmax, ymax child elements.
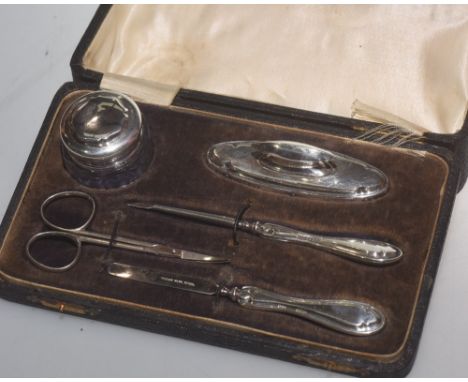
<box><xmin>72</xmin><ymin>5</ymin><xmax>468</xmax><ymax>137</ymax></box>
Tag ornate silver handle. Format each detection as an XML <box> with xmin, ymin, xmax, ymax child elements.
<box><xmin>220</xmin><ymin>286</ymin><xmax>385</xmax><ymax>336</ymax></box>
<box><xmin>249</xmin><ymin>222</ymin><xmax>402</xmax><ymax>265</ymax></box>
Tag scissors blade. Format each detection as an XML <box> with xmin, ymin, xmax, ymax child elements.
<box><xmin>107</xmin><ymin>262</ymin><xmax>219</xmax><ymax>296</ymax></box>
<box><xmin>78</xmin><ymin>230</ymin><xmax>230</xmax><ymax>263</ymax></box>
<box><xmin>146</xmin><ymin>243</ymin><xmax>230</xmax><ymax>263</ymax></box>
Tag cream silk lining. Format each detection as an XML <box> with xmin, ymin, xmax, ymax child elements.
<box><xmin>83</xmin><ymin>5</ymin><xmax>468</xmax><ymax>134</ymax></box>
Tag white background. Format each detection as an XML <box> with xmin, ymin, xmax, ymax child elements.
<box><xmin>0</xmin><ymin>5</ymin><xmax>467</xmax><ymax>377</ymax></box>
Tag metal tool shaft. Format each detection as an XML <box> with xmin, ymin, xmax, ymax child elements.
<box><xmin>128</xmin><ymin>202</ymin><xmax>403</xmax><ymax>265</ymax></box>
<box><xmin>128</xmin><ymin>203</ymin><xmax>237</xmax><ymax>229</ymax></box>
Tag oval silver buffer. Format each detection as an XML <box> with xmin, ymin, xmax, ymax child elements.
<box><xmin>206</xmin><ymin>140</ymin><xmax>388</xmax><ymax>200</ymax></box>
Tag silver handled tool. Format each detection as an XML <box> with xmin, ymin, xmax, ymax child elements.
<box><xmin>128</xmin><ymin>202</ymin><xmax>402</xmax><ymax>265</ymax></box>
<box><xmin>26</xmin><ymin>191</ymin><xmax>229</xmax><ymax>272</ymax></box>
<box><xmin>107</xmin><ymin>262</ymin><xmax>385</xmax><ymax>336</ymax></box>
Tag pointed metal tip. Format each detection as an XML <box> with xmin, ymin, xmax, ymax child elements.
<box><xmin>127</xmin><ymin>202</ymin><xmax>151</xmax><ymax>210</ymax></box>
<box><xmin>107</xmin><ymin>262</ymin><xmax>133</xmax><ymax>279</ymax></box>
<box><xmin>199</xmin><ymin>255</ymin><xmax>232</xmax><ymax>264</ymax></box>
<box><xmin>180</xmin><ymin>250</ymin><xmax>231</xmax><ymax>264</ymax></box>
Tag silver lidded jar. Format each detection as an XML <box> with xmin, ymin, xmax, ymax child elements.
<box><xmin>60</xmin><ymin>90</ymin><xmax>153</xmax><ymax>188</ymax></box>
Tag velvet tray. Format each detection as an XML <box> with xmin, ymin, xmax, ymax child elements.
<box><xmin>1</xmin><ymin>5</ymin><xmax>467</xmax><ymax>377</ymax></box>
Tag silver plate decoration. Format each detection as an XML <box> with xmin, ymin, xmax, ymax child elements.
<box><xmin>61</xmin><ymin>90</ymin><xmax>143</xmax><ymax>173</ymax></box>
<box><xmin>60</xmin><ymin>90</ymin><xmax>153</xmax><ymax>188</ymax></box>
<box><xmin>206</xmin><ymin>140</ymin><xmax>388</xmax><ymax>199</ymax></box>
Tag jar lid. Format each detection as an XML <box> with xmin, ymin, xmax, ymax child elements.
<box><xmin>60</xmin><ymin>90</ymin><xmax>143</xmax><ymax>171</ymax></box>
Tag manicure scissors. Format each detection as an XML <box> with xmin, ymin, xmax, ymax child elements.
<box><xmin>26</xmin><ymin>191</ymin><xmax>229</xmax><ymax>272</ymax></box>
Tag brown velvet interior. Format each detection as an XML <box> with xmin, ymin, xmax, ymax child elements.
<box><xmin>0</xmin><ymin>90</ymin><xmax>449</xmax><ymax>360</ymax></box>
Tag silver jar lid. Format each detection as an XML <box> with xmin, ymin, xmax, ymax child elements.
<box><xmin>60</xmin><ymin>90</ymin><xmax>143</xmax><ymax>173</ymax></box>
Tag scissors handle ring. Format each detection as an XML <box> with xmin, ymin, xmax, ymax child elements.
<box><xmin>41</xmin><ymin>190</ymin><xmax>96</xmax><ymax>232</ymax></box>
<box><xmin>26</xmin><ymin>231</ymin><xmax>82</xmax><ymax>272</ymax></box>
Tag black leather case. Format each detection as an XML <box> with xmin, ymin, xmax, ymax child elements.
<box><xmin>0</xmin><ymin>5</ymin><xmax>467</xmax><ymax>377</ymax></box>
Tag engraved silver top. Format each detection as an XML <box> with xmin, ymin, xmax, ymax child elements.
<box><xmin>207</xmin><ymin>140</ymin><xmax>389</xmax><ymax>199</ymax></box>
<box><xmin>60</xmin><ymin>90</ymin><xmax>143</xmax><ymax>172</ymax></box>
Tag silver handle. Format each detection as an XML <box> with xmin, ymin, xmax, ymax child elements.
<box><xmin>221</xmin><ymin>286</ymin><xmax>385</xmax><ymax>336</ymax></box>
<box><xmin>251</xmin><ymin>222</ymin><xmax>402</xmax><ymax>265</ymax></box>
